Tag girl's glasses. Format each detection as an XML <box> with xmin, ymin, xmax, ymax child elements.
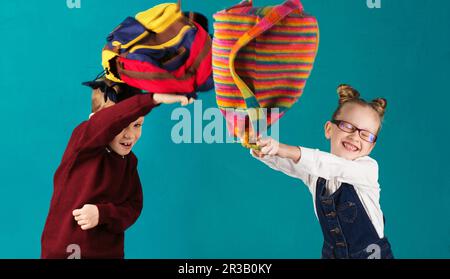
<box><xmin>331</xmin><ymin>120</ymin><xmax>378</xmax><ymax>143</ymax></box>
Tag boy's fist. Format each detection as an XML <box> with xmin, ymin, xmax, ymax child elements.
<box><xmin>153</xmin><ymin>94</ymin><xmax>195</xmax><ymax>106</ymax></box>
<box><xmin>72</xmin><ymin>204</ymin><xmax>99</xmax><ymax>230</ymax></box>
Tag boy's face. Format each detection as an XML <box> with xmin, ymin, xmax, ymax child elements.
<box><xmin>109</xmin><ymin>117</ymin><xmax>144</xmax><ymax>156</ymax></box>
<box><xmin>324</xmin><ymin>103</ymin><xmax>380</xmax><ymax>160</ymax></box>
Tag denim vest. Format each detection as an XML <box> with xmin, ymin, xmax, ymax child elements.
<box><xmin>315</xmin><ymin>177</ymin><xmax>394</xmax><ymax>259</ymax></box>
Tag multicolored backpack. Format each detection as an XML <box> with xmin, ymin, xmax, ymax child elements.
<box><xmin>212</xmin><ymin>0</ymin><xmax>319</xmax><ymax>148</ymax></box>
<box><xmin>102</xmin><ymin>2</ymin><xmax>213</xmax><ymax>96</ymax></box>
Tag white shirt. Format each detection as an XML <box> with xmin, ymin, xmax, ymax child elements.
<box><xmin>252</xmin><ymin>147</ymin><xmax>385</xmax><ymax>238</ymax></box>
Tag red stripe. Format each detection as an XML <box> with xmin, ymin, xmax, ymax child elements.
<box><xmin>119</xmin><ymin>22</ymin><xmax>212</xmax><ymax>93</ymax></box>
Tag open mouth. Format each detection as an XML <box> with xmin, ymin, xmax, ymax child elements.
<box><xmin>120</xmin><ymin>142</ymin><xmax>133</xmax><ymax>149</ymax></box>
<box><xmin>342</xmin><ymin>141</ymin><xmax>359</xmax><ymax>152</ymax></box>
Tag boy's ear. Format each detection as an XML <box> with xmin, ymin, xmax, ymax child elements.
<box><xmin>324</xmin><ymin>121</ymin><xmax>332</xmax><ymax>140</ymax></box>
<box><xmin>91</xmin><ymin>89</ymin><xmax>106</xmax><ymax>113</ymax></box>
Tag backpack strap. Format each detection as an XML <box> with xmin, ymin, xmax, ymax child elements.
<box><xmin>228</xmin><ymin>0</ymin><xmax>303</xmax><ymax>148</ymax></box>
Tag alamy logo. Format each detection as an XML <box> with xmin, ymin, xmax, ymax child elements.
<box><xmin>66</xmin><ymin>0</ymin><xmax>81</xmax><ymax>9</ymax></box>
<box><xmin>66</xmin><ymin>244</ymin><xmax>81</xmax><ymax>259</ymax></box>
<box><xmin>366</xmin><ymin>244</ymin><xmax>381</xmax><ymax>259</ymax></box>
<box><xmin>170</xmin><ymin>101</ymin><xmax>279</xmax><ymax>144</ymax></box>
<box><xmin>367</xmin><ymin>0</ymin><xmax>381</xmax><ymax>9</ymax></box>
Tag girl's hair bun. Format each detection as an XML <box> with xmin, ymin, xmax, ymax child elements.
<box><xmin>337</xmin><ymin>84</ymin><xmax>360</xmax><ymax>105</ymax></box>
<box><xmin>370</xmin><ymin>98</ymin><xmax>387</xmax><ymax>119</ymax></box>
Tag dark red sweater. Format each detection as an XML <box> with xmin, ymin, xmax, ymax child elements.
<box><xmin>41</xmin><ymin>94</ymin><xmax>156</xmax><ymax>259</ymax></box>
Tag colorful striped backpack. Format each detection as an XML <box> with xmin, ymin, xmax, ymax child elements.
<box><xmin>102</xmin><ymin>2</ymin><xmax>213</xmax><ymax>96</ymax></box>
<box><xmin>212</xmin><ymin>0</ymin><xmax>319</xmax><ymax>148</ymax></box>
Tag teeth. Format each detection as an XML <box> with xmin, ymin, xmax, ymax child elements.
<box><xmin>344</xmin><ymin>142</ymin><xmax>358</xmax><ymax>151</ymax></box>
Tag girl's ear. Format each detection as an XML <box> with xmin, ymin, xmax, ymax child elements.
<box><xmin>324</xmin><ymin>121</ymin><xmax>332</xmax><ymax>140</ymax></box>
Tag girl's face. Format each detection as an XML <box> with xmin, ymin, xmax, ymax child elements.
<box><xmin>109</xmin><ymin>117</ymin><xmax>144</xmax><ymax>156</ymax></box>
<box><xmin>324</xmin><ymin>103</ymin><xmax>380</xmax><ymax>160</ymax></box>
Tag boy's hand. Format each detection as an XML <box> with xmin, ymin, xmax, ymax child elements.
<box><xmin>72</xmin><ymin>204</ymin><xmax>99</xmax><ymax>230</ymax></box>
<box><xmin>153</xmin><ymin>94</ymin><xmax>195</xmax><ymax>106</ymax></box>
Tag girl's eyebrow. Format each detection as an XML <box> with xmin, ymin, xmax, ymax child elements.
<box><xmin>342</xmin><ymin>120</ymin><xmax>377</xmax><ymax>135</ymax></box>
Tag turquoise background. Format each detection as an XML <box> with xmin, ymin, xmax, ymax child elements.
<box><xmin>0</xmin><ymin>0</ymin><xmax>449</xmax><ymax>259</ymax></box>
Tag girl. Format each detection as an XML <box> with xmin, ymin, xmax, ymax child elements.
<box><xmin>252</xmin><ymin>85</ymin><xmax>394</xmax><ymax>259</ymax></box>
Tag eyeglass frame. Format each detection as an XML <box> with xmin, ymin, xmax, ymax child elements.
<box><xmin>330</xmin><ymin>119</ymin><xmax>378</xmax><ymax>143</ymax></box>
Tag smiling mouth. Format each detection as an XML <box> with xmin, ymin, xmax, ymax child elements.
<box><xmin>120</xmin><ymin>142</ymin><xmax>133</xmax><ymax>149</ymax></box>
<box><xmin>342</xmin><ymin>141</ymin><xmax>359</xmax><ymax>152</ymax></box>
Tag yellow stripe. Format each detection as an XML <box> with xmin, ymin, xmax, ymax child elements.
<box><xmin>216</xmin><ymin>53</ymin><xmax>316</xmax><ymax>63</ymax></box>
<box><xmin>102</xmin><ymin>49</ymin><xmax>123</xmax><ymax>83</ymax></box>
<box><xmin>213</xmin><ymin>45</ymin><xmax>316</xmax><ymax>54</ymax></box>
<box><xmin>113</xmin><ymin>31</ymin><xmax>150</xmax><ymax>50</ymax></box>
<box><xmin>217</xmin><ymin>100</ymin><xmax>246</xmax><ymax>108</ymax></box>
<box><xmin>214</xmin><ymin>24</ymin><xmax>318</xmax><ymax>34</ymax></box>
<box><xmin>135</xmin><ymin>3</ymin><xmax>182</xmax><ymax>33</ymax></box>
<box><xmin>213</xmin><ymin>60</ymin><xmax>314</xmax><ymax>71</ymax></box>
<box><xmin>254</xmin><ymin>84</ymin><xmax>304</xmax><ymax>90</ymax></box>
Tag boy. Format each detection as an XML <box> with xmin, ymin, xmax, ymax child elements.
<box><xmin>41</xmin><ymin>77</ymin><xmax>192</xmax><ymax>258</ymax></box>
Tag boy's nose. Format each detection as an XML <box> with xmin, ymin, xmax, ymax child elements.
<box><xmin>123</xmin><ymin>131</ymin><xmax>132</xmax><ymax>139</ymax></box>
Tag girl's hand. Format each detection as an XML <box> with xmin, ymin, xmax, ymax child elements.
<box><xmin>257</xmin><ymin>137</ymin><xmax>280</xmax><ymax>156</ymax></box>
<box><xmin>72</xmin><ymin>204</ymin><xmax>99</xmax><ymax>231</ymax></box>
<box><xmin>153</xmin><ymin>94</ymin><xmax>195</xmax><ymax>106</ymax></box>
<box><xmin>256</xmin><ymin>137</ymin><xmax>302</xmax><ymax>163</ymax></box>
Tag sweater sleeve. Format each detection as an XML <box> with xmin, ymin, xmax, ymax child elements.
<box><xmin>77</xmin><ymin>94</ymin><xmax>157</xmax><ymax>151</ymax></box>
<box><xmin>96</xmin><ymin>166</ymin><xmax>143</xmax><ymax>234</ymax></box>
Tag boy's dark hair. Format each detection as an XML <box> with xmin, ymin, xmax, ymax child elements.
<box><xmin>82</xmin><ymin>73</ymin><xmax>144</xmax><ymax>113</ymax></box>
<box><xmin>82</xmin><ymin>74</ymin><xmax>143</xmax><ymax>103</ymax></box>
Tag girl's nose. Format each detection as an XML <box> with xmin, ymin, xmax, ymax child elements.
<box><xmin>348</xmin><ymin>133</ymin><xmax>359</xmax><ymax>141</ymax></box>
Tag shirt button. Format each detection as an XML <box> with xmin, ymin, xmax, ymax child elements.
<box><xmin>331</xmin><ymin>228</ymin><xmax>341</xmax><ymax>234</ymax></box>
<box><xmin>326</xmin><ymin>211</ymin><xmax>337</xmax><ymax>218</ymax></box>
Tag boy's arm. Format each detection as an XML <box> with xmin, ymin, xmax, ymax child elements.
<box><xmin>78</xmin><ymin>94</ymin><xmax>157</xmax><ymax>150</ymax></box>
<box><xmin>96</xmin><ymin>167</ymin><xmax>143</xmax><ymax>234</ymax></box>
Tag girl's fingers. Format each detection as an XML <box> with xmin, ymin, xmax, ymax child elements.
<box><xmin>257</xmin><ymin>138</ymin><xmax>270</xmax><ymax>148</ymax></box>
<box><xmin>256</xmin><ymin>150</ymin><xmax>266</xmax><ymax>158</ymax></box>
<box><xmin>261</xmin><ymin>144</ymin><xmax>274</xmax><ymax>155</ymax></box>
<box><xmin>268</xmin><ymin>146</ymin><xmax>279</xmax><ymax>156</ymax></box>
<box><xmin>188</xmin><ymin>98</ymin><xmax>195</xmax><ymax>104</ymax></box>
<box><xmin>252</xmin><ymin>149</ymin><xmax>262</xmax><ymax>157</ymax></box>
<box><xmin>267</xmin><ymin>140</ymin><xmax>279</xmax><ymax>155</ymax></box>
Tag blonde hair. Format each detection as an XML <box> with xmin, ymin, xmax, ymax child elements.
<box><xmin>332</xmin><ymin>84</ymin><xmax>387</xmax><ymax>124</ymax></box>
